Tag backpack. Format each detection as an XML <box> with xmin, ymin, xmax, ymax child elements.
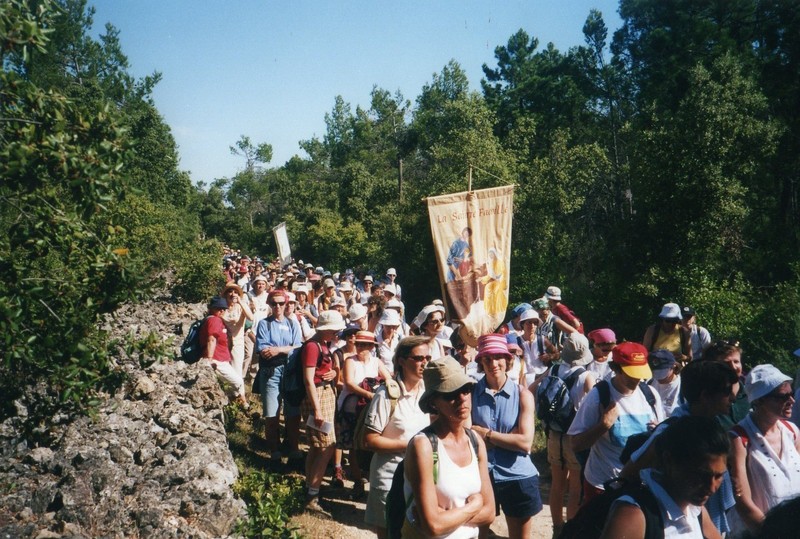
<box><xmin>282</xmin><ymin>340</ymin><xmax>325</xmax><ymax>407</ymax></box>
<box><xmin>574</xmin><ymin>379</ymin><xmax>659</xmax><ymax>468</ymax></box>
<box><xmin>180</xmin><ymin>317</ymin><xmax>208</xmax><ymax>364</ymax></box>
<box><xmin>353</xmin><ymin>378</ymin><xmax>401</xmax><ymax>451</ymax></box>
<box><xmin>536</xmin><ymin>363</ymin><xmax>585</xmax><ymax>433</ymax></box>
<box><xmin>385</xmin><ymin>426</ymin><xmax>480</xmax><ymax>539</ymax></box>
<box><xmin>558</xmin><ymin>478</ymin><xmax>668</xmax><ymax>539</ymax></box>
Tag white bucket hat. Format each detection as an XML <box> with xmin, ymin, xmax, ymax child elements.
<box><xmin>316</xmin><ymin>310</ymin><xmax>346</xmax><ymax>332</ymax></box>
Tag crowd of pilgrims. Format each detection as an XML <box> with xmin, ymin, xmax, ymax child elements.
<box><xmin>197</xmin><ymin>249</ymin><xmax>800</xmax><ymax>539</ymax></box>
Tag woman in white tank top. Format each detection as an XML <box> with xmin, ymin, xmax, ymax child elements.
<box><xmin>403</xmin><ymin>357</ymin><xmax>494</xmax><ymax>538</ymax></box>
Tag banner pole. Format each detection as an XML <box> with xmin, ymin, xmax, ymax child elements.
<box><xmin>468</xmin><ymin>164</ymin><xmax>473</xmax><ymax>192</ymax></box>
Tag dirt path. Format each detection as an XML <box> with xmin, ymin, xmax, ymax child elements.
<box><xmin>289</xmin><ymin>452</ymin><xmax>556</xmax><ymax>539</ymax></box>
<box><xmin>290</xmin><ymin>481</ymin><xmax>554</xmax><ymax>539</ymax></box>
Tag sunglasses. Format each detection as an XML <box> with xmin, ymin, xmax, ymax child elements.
<box><xmin>766</xmin><ymin>391</ymin><xmax>793</xmax><ymax>402</ymax></box>
<box><xmin>269</xmin><ymin>302</ymin><xmax>286</xmax><ymax>307</ymax></box>
<box><xmin>407</xmin><ymin>355</ymin><xmax>432</xmax><ymax>363</ymax></box>
<box><xmin>440</xmin><ymin>385</ymin><xmax>472</xmax><ymax>401</ymax></box>
<box><xmin>428</xmin><ymin>318</ymin><xmax>444</xmax><ymax>325</ymax></box>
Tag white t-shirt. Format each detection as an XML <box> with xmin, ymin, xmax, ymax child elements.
<box><xmin>521</xmin><ymin>335</ymin><xmax>547</xmax><ymax>384</ymax></box>
<box><xmin>364</xmin><ymin>380</ymin><xmax>429</xmax><ymax>492</ymax></box>
<box><xmin>558</xmin><ymin>364</ymin><xmax>594</xmax><ymax>411</ymax></box>
<box><xmin>649</xmin><ymin>376</ymin><xmax>682</xmax><ymax>418</ymax></box>
<box><xmin>376</xmin><ymin>331</ymin><xmax>400</xmax><ymax>371</ymax></box>
<box><xmin>587</xmin><ymin>357</ymin><xmax>613</xmax><ymax>382</ymax></box>
<box><xmin>567</xmin><ymin>381</ymin><xmax>664</xmax><ymax>489</ymax></box>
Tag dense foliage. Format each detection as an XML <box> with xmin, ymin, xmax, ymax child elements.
<box><xmin>0</xmin><ymin>0</ymin><xmax>218</xmax><ymax>426</ymax></box>
<box><xmin>196</xmin><ymin>2</ymin><xmax>800</xmax><ymax>372</ymax></box>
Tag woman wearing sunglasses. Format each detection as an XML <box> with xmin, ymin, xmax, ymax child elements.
<box><xmin>729</xmin><ymin>364</ymin><xmax>800</xmax><ymax>535</ymax></box>
<box><xmin>402</xmin><ymin>356</ymin><xmax>494</xmax><ymax>538</ymax></box>
<box><xmin>470</xmin><ymin>333</ymin><xmax>542</xmax><ymax>539</ymax></box>
<box><xmin>362</xmin><ymin>336</ymin><xmax>431</xmax><ymax>538</ymax></box>
<box><xmin>415</xmin><ymin>304</ymin><xmax>448</xmax><ymax>361</ymax></box>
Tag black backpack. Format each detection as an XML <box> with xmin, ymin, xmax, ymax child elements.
<box><xmin>558</xmin><ymin>479</ymin><xmax>666</xmax><ymax>539</ymax></box>
<box><xmin>385</xmin><ymin>426</ymin><xmax>480</xmax><ymax>539</ymax></box>
<box><xmin>536</xmin><ymin>363</ymin><xmax>585</xmax><ymax>433</ymax></box>
<box><xmin>282</xmin><ymin>340</ymin><xmax>326</xmax><ymax>407</ymax></box>
<box><xmin>180</xmin><ymin>317</ymin><xmax>208</xmax><ymax>364</ymax></box>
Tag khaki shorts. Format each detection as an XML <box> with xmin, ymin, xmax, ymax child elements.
<box><xmin>547</xmin><ymin>430</ymin><xmax>580</xmax><ymax>471</ymax></box>
<box><xmin>301</xmin><ymin>384</ymin><xmax>336</xmax><ymax>447</ymax></box>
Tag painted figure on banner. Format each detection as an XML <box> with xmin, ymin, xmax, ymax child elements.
<box><xmin>426</xmin><ymin>185</ymin><xmax>514</xmax><ymax>346</ymax></box>
<box><xmin>446</xmin><ymin>227</ymin><xmax>473</xmax><ymax>282</ymax></box>
<box><xmin>480</xmin><ymin>247</ymin><xmax>506</xmax><ymax>317</ymax></box>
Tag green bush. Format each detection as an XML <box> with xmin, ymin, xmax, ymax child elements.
<box><xmin>172</xmin><ymin>239</ymin><xmax>225</xmax><ymax>302</ymax></box>
<box><xmin>234</xmin><ymin>469</ymin><xmax>305</xmax><ymax>539</ymax></box>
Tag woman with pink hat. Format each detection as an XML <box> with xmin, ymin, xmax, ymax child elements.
<box><xmin>335</xmin><ymin>331</ymin><xmax>391</xmax><ymax>498</ymax></box>
<box><xmin>470</xmin><ymin>334</ymin><xmax>542</xmax><ymax>539</ymax></box>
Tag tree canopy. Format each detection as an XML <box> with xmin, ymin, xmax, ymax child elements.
<box><xmin>4</xmin><ymin>0</ymin><xmax>800</xmax><ymax>425</ymax></box>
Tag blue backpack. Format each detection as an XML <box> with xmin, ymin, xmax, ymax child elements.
<box><xmin>535</xmin><ymin>363</ymin><xmax>585</xmax><ymax>433</ymax></box>
<box><xmin>179</xmin><ymin>317</ymin><xmax>208</xmax><ymax>364</ymax></box>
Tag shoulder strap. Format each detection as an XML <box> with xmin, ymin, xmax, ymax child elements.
<box><xmin>464</xmin><ymin>427</ymin><xmax>480</xmax><ymax>457</ymax></box>
<box><xmin>679</xmin><ymin>326</ymin><xmax>690</xmax><ymax>355</ymax></box>
<box><xmin>551</xmin><ymin>363</ymin><xmax>560</xmax><ymax>379</ymax></box>
<box><xmin>638</xmin><ymin>381</ymin><xmax>657</xmax><ymax>409</ymax></box>
<box><xmin>627</xmin><ymin>486</ymin><xmax>665</xmax><ymax>539</ymax></box>
<box><xmin>779</xmin><ymin>419</ymin><xmax>798</xmax><ymax>440</ymax></box>
<box><xmin>537</xmin><ymin>333</ymin><xmax>545</xmax><ymax>355</ymax></box>
<box><xmin>596</xmin><ymin>379</ymin><xmax>611</xmax><ymax>408</ymax></box>
<box><xmin>646</xmin><ymin>324</ymin><xmax>659</xmax><ymax>350</ymax></box>
<box><xmin>730</xmin><ymin>425</ymin><xmax>749</xmax><ymax>447</ymax></box>
<box><xmin>421</xmin><ymin>426</ymin><xmax>440</xmax><ymax>484</ymax></box>
<box><xmin>385</xmin><ymin>378</ymin><xmax>402</xmax><ymax>399</ymax></box>
<box><xmin>564</xmin><ymin>367</ymin><xmax>585</xmax><ymax>390</ymax></box>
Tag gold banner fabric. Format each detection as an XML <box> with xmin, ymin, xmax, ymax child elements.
<box><xmin>426</xmin><ymin>185</ymin><xmax>514</xmax><ymax>346</ymax></box>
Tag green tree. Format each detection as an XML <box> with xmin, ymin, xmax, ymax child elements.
<box><xmin>1</xmin><ymin>0</ymin><xmax>139</xmax><ymax>424</ymax></box>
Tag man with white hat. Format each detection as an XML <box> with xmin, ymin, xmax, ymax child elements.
<box><xmin>384</xmin><ymin>268</ymin><xmax>402</xmax><ymax>300</ymax></box>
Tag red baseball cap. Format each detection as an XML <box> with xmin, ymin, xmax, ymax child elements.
<box><xmin>611</xmin><ymin>342</ymin><xmax>652</xmax><ymax>380</ymax></box>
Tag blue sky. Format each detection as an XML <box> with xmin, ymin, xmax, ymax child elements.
<box><xmin>90</xmin><ymin>1</ymin><xmax>622</xmax><ymax>184</ymax></box>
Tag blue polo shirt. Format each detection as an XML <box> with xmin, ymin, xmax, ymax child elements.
<box><xmin>472</xmin><ymin>376</ymin><xmax>538</xmax><ymax>482</ymax></box>
<box><xmin>255</xmin><ymin>315</ymin><xmax>301</xmax><ymax>352</ymax></box>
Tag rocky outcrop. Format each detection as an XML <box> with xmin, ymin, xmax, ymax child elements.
<box><xmin>0</xmin><ymin>296</ymin><xmax>247</xmax><ymax>538</ymax></box>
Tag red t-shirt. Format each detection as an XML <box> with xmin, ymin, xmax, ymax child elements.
<box><xmin>553</xmin><ymin>303</ymin><xmax>584</xmax><ymax>334</ymax></box>
<box><xmin>200</xmin><ymin>315</ymin><xmax>232</xmax><ymax>362</ymax></box>
<box><xmin>302</xmin><ymin>340</ymin><xmax>334</xmax><ymax>386</ymax></box>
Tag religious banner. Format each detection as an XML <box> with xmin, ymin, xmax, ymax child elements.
<box><xmin>272</xmin><ymin>222</ymin><xmax>291</xmax><ymax>266</ymax></box>
<box><xmin>426</xmin><ymin>185</ymin><xmax>514</xmax><ymax>345</ymax></box>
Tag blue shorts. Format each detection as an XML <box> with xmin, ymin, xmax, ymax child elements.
<box><xmin>491</xmin><ymin>475</ymin><xmax>543</xmax><ymax>519</ymax></box>
<box><xmin>259</xmin><ymin>363</ymin><xmax>299</xmax><ymax>418</ymax></box>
